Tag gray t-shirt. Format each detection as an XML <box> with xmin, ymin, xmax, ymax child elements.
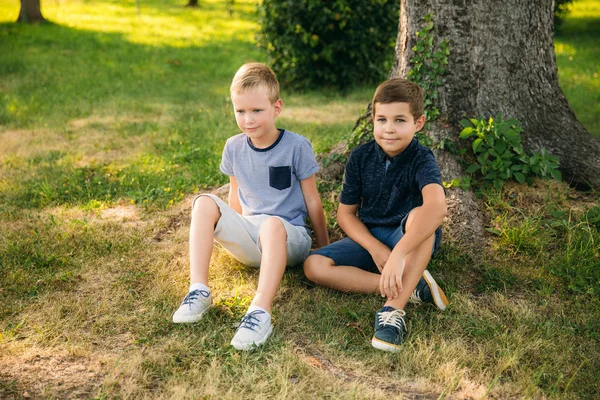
<box><xmin>220</xmin><ymin>129</ymin><xmax>319</xmax><ymax>227</ymax></box>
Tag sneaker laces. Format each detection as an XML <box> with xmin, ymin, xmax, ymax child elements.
<box><xmin>182</xmin><ymin>289</ymin><xmax>210</xmax><ymax>307</ymax></box>
<box><xmin>378</xmin><ymin>309</ymin><xmax>406</xmax><ymax>331</ymax></box>
<box><xmin>239</xmin><ymin>310</ymin><xmax>266</xmax><ymax>332</ymax></box>
<box><xmin>410</xmin><ymin>287</ymin><xmax>422</xmax><ymax>303</ymax></box>
<box><xmin>409</xmin><ymin>278</ymin><xmax>430</xmax><ymax>303</ymax></box>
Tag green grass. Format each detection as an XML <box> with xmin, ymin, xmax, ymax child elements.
<box><xmin>555</xmin><ymin>0</ymin><xmax>600</xmax><ymax>138</ymax></box>
<box><xmin>1</xmin><ymin>0</ymin><xmax>599</xmax><ymax>399</ymax></box>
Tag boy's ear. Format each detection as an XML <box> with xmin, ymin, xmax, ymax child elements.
<box><xmin>273</xmin><ymin>99</ymin><xmax>283</xmax><ymax>116</ymax></box>
<box><xmin>415</xmin><ymin>115</ymin><xmax>426</xmax><ymax>131</ymax></box>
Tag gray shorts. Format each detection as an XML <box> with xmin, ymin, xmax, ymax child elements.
<box><xmin>194</xmin><ymin>194</ymin><xmax>312</xmax><ymax>267</ymax></box>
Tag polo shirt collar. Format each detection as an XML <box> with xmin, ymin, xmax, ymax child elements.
<box><xmin>374</xmin><ymin>137</ymin><xmax>419</xmax><ymax>164</ymax></box>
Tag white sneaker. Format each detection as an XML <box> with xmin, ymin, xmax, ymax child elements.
<box><xmin>230</xmin><ymin>308</ymin><xmax>273</xmax><ymax>351</ymax></box>
<box><xmin>172</xmin><ymin>289</ymin><xmax>212</xmax><ymax>323</ymax></box>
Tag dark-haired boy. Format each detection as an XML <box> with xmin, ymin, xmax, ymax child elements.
<box><xmin>304</xmin><ymin>78</ymin><xmax>448</xmax><ymax>352</ymax></box>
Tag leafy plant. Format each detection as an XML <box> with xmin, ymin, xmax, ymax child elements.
<box><xmin>407</xmin><ymin>14</ymin><xmax>449</xmax><ymax>124</ymax></box>
<box><xmin>459</xmin><ymin>114</ymin><xmax>562</xmax><ymax>189</ymax></box>
<box><xmin>257</xmin><ymin>0</ymin><xmax>399</xmax><ymax>90</ymax></box>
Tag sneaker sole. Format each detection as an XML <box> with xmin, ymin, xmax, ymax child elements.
<box><xmin>371</xmin><ymin>336</ymin><xmax>401</xmax><ymax>353</ymax></box>
<box><xmin>422</xmin><ymin>270</ymin><xmax>449</xmax><ymax>311</ymax></box>
<box><xmin>172</xmin><ymin>306</ymin><xmax>210</xmax><ymax>324</ymax></box>
<box><xmin>231</xmin><ymin>325</ymin><xmax>274</xmax><ymax>351</ymax></box>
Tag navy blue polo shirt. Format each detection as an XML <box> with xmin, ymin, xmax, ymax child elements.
<box><xmin>339</xmin><ymin>138</ymin><xmax>443</xmax><ymax>227</ymax></box>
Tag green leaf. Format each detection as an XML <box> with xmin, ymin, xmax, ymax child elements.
<box><xmin>472</xmin><ymin>138</ymin><xmax>483</xmax><ymax>152</ymax></box>
<box><xmin>465</xmin><ymin>164</ymin><xmax>480</xmax><ymax>174</ymax></box>
<box><xmin>551</xmin><ymin>168</ymin><xmax>562</xmax><ymax>181</ymax></box>
<box><xmin>459</xmin><ymin>127</ymin><xmax>474</xmax><ymax>138</ymax></box>
<box><xmin>495</xmin><ymin>141</ymin><xmax>507</xmax><ymax>154</ymax></box>
<box><xmin>514</xmin><ymin>172</ymin><xmax>526</xmax><ymax>183</ymax></box>
<box><xmin>459</xmin><ymin>119</ymin><xmax>472</xmax><ymax>129</ymax></box>
<box><xmin>493</xmin><ymin>179</ymin><xmax>504</xmax><ymax>190</ymax></box>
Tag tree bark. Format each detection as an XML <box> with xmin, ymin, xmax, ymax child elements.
<box><xmin>17</xmin><ymin>0</ymin><xmax>45</xmax><ymax>23</ymax></box>
<box><xmin>392</xmin><ymin>0</ymin><xmax>600</xmax><ymax>190</ymax></box>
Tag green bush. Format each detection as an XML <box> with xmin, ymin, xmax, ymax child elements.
<box><xmin>258</xmin><ymin>0</ymin><xmax>399</xmax><ymax>90</ymax></box>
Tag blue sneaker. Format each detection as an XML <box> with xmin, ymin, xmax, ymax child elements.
<box><xmin>371</xmin><ymin>306</ymin><xmax>406</xmax><ymax>353</ymax></box>
<box><xmin>408</xmin><ymin>270</ymin><xmax>449</xmax><ymax>311</ymax></box>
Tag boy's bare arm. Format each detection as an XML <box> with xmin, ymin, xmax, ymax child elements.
<box><xmin>390</xmin><ymin>183</ymin><xmax>447</xmax><ymax>259</ymax></box>
<box><xmin>380</xmin><ymin>183</ymin><xmax>447</xmax><ymax>298</ymax></box>
<box><xmin>337</xmin><ymin>203</ymin><xmax>391</xmax><ymax>272</ymax></box>
<box><xmin>300</xmin><ymin>175</ymin><xmax>330</xmax><ymax>248</ymax></box>
<box><xmin>228</xmin><ymin>176</ymin><xmax>242</xmax><ymax>214</ymax></box>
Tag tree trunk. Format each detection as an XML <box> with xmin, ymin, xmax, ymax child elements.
<box><xmin>392</xmin><ymin>0</ymin><xmax>600</xmax><ymax>190</ymax></box>
<box><xmin>384</xmin><ymin>0</ymin><xmax>600</xmax><ymax>247</ymax></box>
<box><xmin>17</xmin><ymin>0</ymin><xmax>45</xmax><ymax>23</ymax></box>
<box><xmin>186</xmin><ymin>0</ymin><xmax>199</xmax><ymax>7</ymax></box>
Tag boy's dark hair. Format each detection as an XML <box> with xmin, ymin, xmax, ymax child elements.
<box><xmin>230</xmin><ymin>62</ymin><xmax>280</xmax><ymax>104</ymax></box>
<box><xmin>371</xmin><ymin>78</ymin><xmax>424</xmax><ymax>120</ymax></box>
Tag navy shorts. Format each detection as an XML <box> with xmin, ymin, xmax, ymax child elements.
<box><xmin>310</xmin><ymin>214</ymin><xmax>442</xmax><ymax>274</ymax></box>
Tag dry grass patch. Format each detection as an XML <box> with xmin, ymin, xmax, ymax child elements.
<box><xmin>0</xmin><ymin>129</ymin><xmax>68</xmax><ymax>163</ymax></box>
<box><xmin>0</xmin><ymin>347</ymin><xmax>111</xmax><ymax>399</ymax></box>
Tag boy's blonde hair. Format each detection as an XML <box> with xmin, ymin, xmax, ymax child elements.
<box><xmin>230</xmin><ymin>63</ymin><xmax>280</xmax><ymax>104</ymax></box>
<box><xmin>371</xmin><ymin>78</ymin><xmax>424</xmax><ymax>120</ymax></box>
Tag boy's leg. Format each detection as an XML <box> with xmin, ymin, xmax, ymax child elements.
<box><xmin>372</xmin><ymin>208</ymin><xmax>447</xmax><ymax>352</ymax></box>
<box><xmin>252</xmin><ymin>217</ymin><xmax>288</xmax><ymax>313</ymax></box>
<box><xmin>304</xmin><ymin>253</ymin><xmax>380</xmax><ymax>293</ymax></box>
<box><xmin>231</xmin><ymin>216</ymin><xmax>310</xmax><ymax>350</ymax></box>
<box><xmin>173</xmin><ymin>195</ymin><xmax>222</xmax><ymax>323</ymax></box>
<box><xmin>189</xmin><ymin>195</ymin><xmax>222</xmax><ymax>285</ymax></box>
<box><xmin>372</xmin><ymin>232</ymin><xmax>434</xmax><ymax>352</ymax></box>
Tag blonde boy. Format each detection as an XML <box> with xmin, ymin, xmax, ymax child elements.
<box><xmin>304</xmin><ymin>78</ymin><xmax>448</xmax><ymax>352</ymax></box>
<box><xmin>173</xmin><ymin>63</ymin><xmax>329</xmax><ymax>350</ymax></box>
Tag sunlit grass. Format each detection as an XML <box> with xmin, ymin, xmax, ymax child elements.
<box><xmin>0</xmin><ymin>0</ymin><xmax>259</xmax><ymax>46</ymax></box>
<box><xmin>555</xmin><ymin>0</ymin><xmax>600</xmax><ymax>138</ymax></box>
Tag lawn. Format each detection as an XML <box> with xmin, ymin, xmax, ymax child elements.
<box><xmin>0</xmin><ymin>0</ymin><xmax>599</xmax><ymax>399</ymax></box>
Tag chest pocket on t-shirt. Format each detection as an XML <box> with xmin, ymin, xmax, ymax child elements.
<box><xmin>269</xmin><ymin>166</ymin><xmax>292</xmax><ymax>190</ymax></box>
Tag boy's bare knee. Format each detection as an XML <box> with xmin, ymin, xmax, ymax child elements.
<box><xmin>259</xmin><ymin>217</ymin><xmax>286</xmax><ymax>239</ymax></box>
<box><xmin>304</xmin><ymin>254</ymin><xmax>333</xmax><ymax>282</ymax></box>
<box><xmin>192</xmin><ymin>195</ymin><xmax>221</xmax><ymax>220</ymax></box>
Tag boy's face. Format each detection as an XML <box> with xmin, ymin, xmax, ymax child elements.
<box><xmin>231</xmin><ymin>87</ymin><xmax>282</xmax><ymax>147</ymax></box>
<box><xmin>372</xmin><ymin>102</ymin><xmax>425</xmax><ymax>158</ymax></box>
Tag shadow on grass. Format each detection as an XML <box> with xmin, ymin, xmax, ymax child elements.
<box><xmin>0</xmin><ymin>20</ymin><xmax>259</xmax><ymax>127</ymax></box>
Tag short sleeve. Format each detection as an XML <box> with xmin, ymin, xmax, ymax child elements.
<box><xmin>339</xmin><ymin>150</ymin><xmax>361</xmax><ymax>205</ymax></box>
<box><xmin>415</xmin><ymin>148</ymin><xmax>443</xmax><ymax>190</ymax></box>
<box><xmin>220</xmin><ymin>139</ymin><xmax>234</xmax><ymax>176</ymax></box>
<box><xmin>293</xmin><ymin>138</ymin><xmax>320</xmax><ymax>180</ymax></box>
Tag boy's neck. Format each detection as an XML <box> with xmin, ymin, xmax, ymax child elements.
<box><xmin>249</xmin><ymin>127</ymin><xmax>281</xmax><ymax>149</ymax></box>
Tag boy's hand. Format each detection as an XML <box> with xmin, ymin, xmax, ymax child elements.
<box><xmin>379</xmin><ymin>256</ymin><xmax>406</xmax><ymax>299</ymax></box>
<box><xmin>369</xmin><ymin>243</ymin><xmax>391</xmax><ymax>272</ymax></box>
